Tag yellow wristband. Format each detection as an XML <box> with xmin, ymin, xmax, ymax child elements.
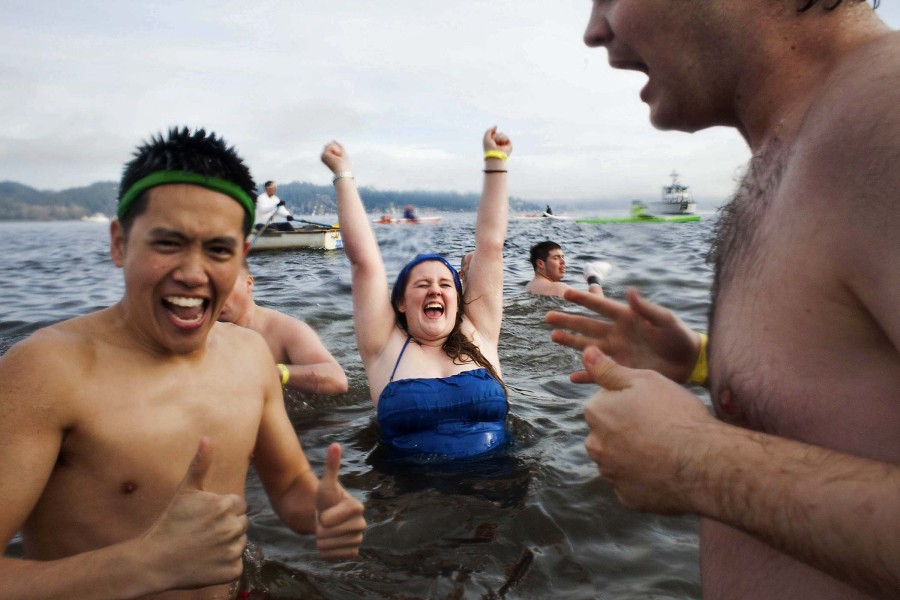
<box><xmin>484</xmin><ymin>150</ymin><xmax>508</xmax><ymax>161</ymax></box>
<box><xmin>688</xmin><ymin>333</ymin><xmax>708</xmax><ymax>385</ymax></box>
<box><xmin>277</xmin><ymin>363</ymin><xmax>290</xmax><ymax>386</ymax></box>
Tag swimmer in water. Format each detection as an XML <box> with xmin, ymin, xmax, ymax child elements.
<box><xmin>321</xmin><ymin>127</ymin><xmax>512</xmax><ymax>458</ymax></box>
<box><xmin>0</xmin><ymin>127</ymin><xmax>366</xmax><ymax>599</ymax></box>
<box><xmin>218</xmin><ymin>260</ymin><xmax>349</xmax><ymax>395</ymax></box>
<box><xmin>525</xmin><ymin>240</ymin><xmax>610</xmax><ymax>298</ymax></box>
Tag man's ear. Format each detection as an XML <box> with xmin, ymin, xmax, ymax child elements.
<box><xmin>110</xmin><ymin>220</ymin><xmax>126</xmax><ymax>267</ymax></box>
<box><xmin>535</xmin><ymin>258</ymin><xmax>546</xmax><ymax>274</ymax></box>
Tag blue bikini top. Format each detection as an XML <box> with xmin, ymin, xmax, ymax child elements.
<box><xmin>377</xmin><ymin>336</ymin><xmax>508</xmax><ymax>458</ymax></box>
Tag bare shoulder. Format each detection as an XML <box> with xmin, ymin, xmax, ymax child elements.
<box><xmin>798</xmin><ymin>32</ymin><xmax>899</xmax><ymax>210</ymax></box>
<box><xmin>213</xmin><ymin>320</ymin><xmax>271</xmax><ymax>358</ymax></box>
<box><xmin>0</xmin><ymin>313</ymin><xmax>105</xmax><ymax>421</ymax></box>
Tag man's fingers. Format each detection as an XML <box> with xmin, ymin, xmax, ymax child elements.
<box><xmin>550</xmin><ymin>329</ymin><xmax>608</xmax><ymax>354</ymax></box>
<box><xmin>316</xmin><ymin>443</ymin><xmax>345</xmax><ymax>513</ymax></box>
<box><xmin>180</xmin><ymin>437</ymin><xmax>212</xmax><ymax>492</ymax></box>
<box><xmin>561</xmin><ymin>287</ymin><xmax>628</xmax><ymax>319</ymax></box>
<box><xmin>582</xmin><ymin>346</ymin><xmax>633</xmax><ymax>391</ymax></box>
<box><xmin>626</xmin><ymin>288</ymin><xmax>672</xmax><ymax>327</ymax></box>
<box><xmin>546</xmin><ymin>311</ymin><xmax>612</xmax><ymax>340</ymax></box>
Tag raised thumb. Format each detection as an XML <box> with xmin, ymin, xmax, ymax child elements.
<box><xmin>582</xmin><ymin>346</ymin><xmax>633</xmax><ymax>392</ymax></box>
<box><xmin>180</xmin><ymin>437</ymin><xmax>212</xmax><ymax>492</ymax></box>
<box><xmin>316</xmin><ymin>443</ymin><xmax>344</xmax><ymax>512</ymax></box>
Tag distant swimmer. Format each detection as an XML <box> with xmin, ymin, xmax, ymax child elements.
<box><xmin>0</xmin><ymin>127</ymin><xmax>366</xmax><ymax>598</ymax></box>
<box><xmin>218</xmin><ymin>260</ymin><xmax>349</xmax><ymax>395</ymax></box>
<box><xmin>525</xmin><ymin>240</ymin><xmax>610</xmax><ymax>298</ymax></box>
<box><xmin>321</xmin><ymin>127</ymin><xmax>512</xmax><ymax>459</ymax></box>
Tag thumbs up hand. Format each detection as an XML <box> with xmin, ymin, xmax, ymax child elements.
<box><xmin>141</xmin><ymin>438</ymin><xmax>248</xmax><ymax>590</ymax></box>
<box><xmin>581</xmin><ymin>347</ymin><xmax>715</xmax><ymax>515</ymax></box>
<box><xmin>314</xmin><ymin>443</ymin><xmax>366</xmax><ymax>559</ymax></box>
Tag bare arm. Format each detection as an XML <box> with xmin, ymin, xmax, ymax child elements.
<box><xmin>253</xmin><ymin>343</ymin><xmax>365</xmax><ymax>558</ymax></box>
<box><xmin>463</xmin><ymin>127</ymin><xmax>512</xmax><ymax>345</ymax></box>
<box><xmin>320</xmin><ymin>142</ymin><xmax>395</xmax><ymax>366</ymax></box>
<box><xmin>580</xmin><ymin>347</ymin><xmax>900</xmax><ymax>599</ymax></box>
<box><xmin>547</xmin><ymin>287</ymin><xmax>702</xmax><ymax>384</ymax></box>
<box><xmin>270</xmin><ymin>310</ymin><xmax>348</xmax><ymax>394</ymax></box>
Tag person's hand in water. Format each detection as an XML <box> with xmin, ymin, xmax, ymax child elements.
<box><xmin>314</xmin><ymin>443</ymin><xmax>366</xmax><ymax>559</ymax></box>
<box><xmin>547</xmin><ymin>287</ymin><xmax>703</xmax><ymax>384</ymax></box>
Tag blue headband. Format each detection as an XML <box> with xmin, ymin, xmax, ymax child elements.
<box><xmin>390</xmin><ymin>253</ymin><xmax>463</xmax><ymax>308</ymax></box>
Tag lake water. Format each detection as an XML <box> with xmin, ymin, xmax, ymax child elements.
<box><xmin>0</xmin><ymin>211</ymin><xmax>717</xmax><ymax>599</ymax></box>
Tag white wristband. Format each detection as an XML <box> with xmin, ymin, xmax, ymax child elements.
<box><xmin>332</xmin><ymin>171</ymin><xmax>354</xmax><ymax>184</ymax></box>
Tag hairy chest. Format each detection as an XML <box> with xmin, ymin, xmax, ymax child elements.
<box><xmin>707</xmin><ymin>155</ymin><xmax>897</xmax><ymax>453</ymax></box>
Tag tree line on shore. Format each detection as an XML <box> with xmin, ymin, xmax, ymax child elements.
<box><xmin>0</xmin><ymin>180</ymin><xmax>542</xmax><ymax>221</ymax></box>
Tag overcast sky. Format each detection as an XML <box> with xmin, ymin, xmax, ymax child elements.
<box><xmin>1</xmin><ymin>1</ymin><xmax>897</xmax><ymax>205</ymax></box>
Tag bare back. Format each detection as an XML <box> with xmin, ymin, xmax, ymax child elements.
<box><xmin>704</xmin><ymin>33</ymin><xmax>900</xmax><ymax>599</ymax></box>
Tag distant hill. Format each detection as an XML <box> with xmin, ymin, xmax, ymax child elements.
<box><xmin>0</xmin><ymin>181</ymin><xmax>118</xmax><ymax>220</ymax></box>
<box><xmin>0</xmin><ymin>180</ymin><xmax>542</xmax><ymax>220</ymax></box>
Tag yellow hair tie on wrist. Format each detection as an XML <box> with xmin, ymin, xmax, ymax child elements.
<box><xmin>484</xmin><ymin>150</ymin><xmax>508</xmax><ymax>161</ymax></box>
<box><xmin>277</xmin><ymin>363</ymin><xmax>290</xmax><ymax>386</ymax></box>
<box><xmin>688</xmin><ymin>333</ymin><xmax>708</xmax><ymax>385</ymax></box>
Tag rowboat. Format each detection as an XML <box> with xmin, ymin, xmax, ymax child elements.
<box><xmin>248</xmin><ymin>226</ymin><xmax>343</xmax><ymax>252</ymax></box>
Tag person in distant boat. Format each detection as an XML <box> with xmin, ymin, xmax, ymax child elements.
<box><xmin>321</xmin><ymin>127</ymin><xmax>512</xmax><ymax>459</ymax></box>
<box><xmin>255</xmin><ymin>180</ymin><xmax>294</xmax><ymax>231</ymax></box>
<box><xmin>402</xmin><ymin>204</ymin><xmax>418</xmax><ymax>222</ymax></box>
<box><xmin>218</xmin><ymin>261</ymin><xmax>348</xmax><ymax>395</ymax></box>
<box><xmin>546</xmin><ymin>2</ymin><xmax>899</xmax><ymax>599</ymax></box>
<box><xmin>543</xmin><ymin>204</ymin><xmax>554</xmax><ymax>216</ymax></box>
<box><xmin>525</xmin><ymin>240</ymin><xmax>609</xmax><ymax>298</ymax></box>
<box><xmin>0</xmin><ymin>127</ymin><xmax>366</xmax><ymax>599</ymax></box>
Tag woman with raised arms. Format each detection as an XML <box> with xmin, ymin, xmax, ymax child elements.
<box><xmin>321</xmin><ymin>127</ymin><xmax>512</xmax><ymax>459</ymax></box>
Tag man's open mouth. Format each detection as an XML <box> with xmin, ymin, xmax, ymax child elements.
<box><xmin>163</xmin><ymin>295</ymin><xmax>209</xmax><ymax>325</ymax></box>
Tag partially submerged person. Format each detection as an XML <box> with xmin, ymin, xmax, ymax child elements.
<box><xmin>218</xmin><ymin>261</ymin><xmax>348</xmax><ymax>395</ymax></box>
<box><xmin>255</xmin><ymin>180</ymin><xmax>293</xmax><ymax>231</ymax></box>
<box><xmin>0</xmin><ymin>127</ymin><xmax>366</xmax><ymax>598</ymax></box>
<box><xmin>548</xmin><ymin>1</ymin><xmax>899</xmax><ymax>599</ymax></box>
<box><xmin>321</xmin><ymin>127</ymin><xmax>512</xmax><ymax>459</ymax></box>
<box><xmin>524</xmin><ymin>240</ymin><xmax>610</xmax><ymax>298</ymax></box>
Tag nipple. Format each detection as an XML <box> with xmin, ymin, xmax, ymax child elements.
<box><xmin>120</xmin><ymin>481</ymin><xmax>138</xmax><ymax>495</ymax></box>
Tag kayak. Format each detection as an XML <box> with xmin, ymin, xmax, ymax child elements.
<box><xmin>373</xmin><ymin>216</ymin><xmax>443</xmax><ymax>224</ymax></box>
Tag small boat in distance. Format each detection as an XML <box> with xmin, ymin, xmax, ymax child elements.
<box><xmin>248</xmin><ymin>225</ymin><xmax>343</xmax><ymax>252</ymax></box>
<box><xmin>577</xmin><ymin>200</ymin><xmax>700</xmax><ymax>225</ymax></box>
<box><xmin>649</xmin><ymin>171</ymin><xmax>697</xmax><ymax>215</ymax></box>
<box><xmin>80</xmin><ymin>212</ymin><xmax>110</xmax><ymax>223</ymax></box>
<box><xmin>373</xmin><ymin>215</ymin><xmax>442</xmax><ymax>225</ymax></box>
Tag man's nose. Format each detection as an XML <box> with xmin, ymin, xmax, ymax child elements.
<box><xmin>583</xmin><ymin>2</ymin><xmax>612</xmax><ymax>48</ymax></box>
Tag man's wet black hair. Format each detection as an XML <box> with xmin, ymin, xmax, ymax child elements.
<box><xmin>529</xmin><ymin>241</ymin><xmax>562</xmax><ymax>271</ymax></box>
<box><xmin>118</xmin><ymin>127</ymin><xmax>256</xmax><ymax>235</ymax></box>
<box><xmin>798</xmin><ymin>0</ymin><xmax>879</xmax><ymax>11</ymax></box>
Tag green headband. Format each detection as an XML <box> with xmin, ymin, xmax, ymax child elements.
<box><xmin>118</xmin><ymin>170</ymin><xmax>255</xmax><ymax>223</ymax></box>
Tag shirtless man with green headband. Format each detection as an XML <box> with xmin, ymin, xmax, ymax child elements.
<box><xmin>0</xmin><ymin>127</ymin><xmax>366</xmax><ymax>598</ymax></box>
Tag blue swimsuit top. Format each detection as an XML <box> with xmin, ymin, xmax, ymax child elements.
<box><xmin>377</xmin><ymin>336</ymin><xmax>509</xmax><ymax>458</ymax></box>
